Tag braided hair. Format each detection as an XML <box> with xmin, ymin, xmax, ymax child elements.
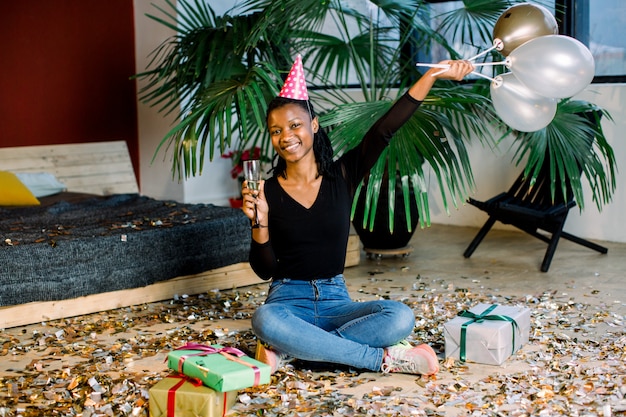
<box><xmin>266</xmin><ymin>97</ymin><xmax>335</xmax><ymax>179</ymax></box>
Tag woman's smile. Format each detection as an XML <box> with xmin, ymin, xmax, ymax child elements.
<box><xmin>280</xmin><ymin>140</ymin><xmax>301</xmax><ymax>154</ymax></box>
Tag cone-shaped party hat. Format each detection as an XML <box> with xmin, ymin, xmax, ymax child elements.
<box><xmin>278</xmin><ymin>54</ymin><xmax>309</xmax><ymax>101</ymax></box>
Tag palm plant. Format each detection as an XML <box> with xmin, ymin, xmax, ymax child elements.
<box><xmin>511</xmin><ymin>99</ymin><xmax>615</xmax><ymax>212</ymax></box>
<box><xmin>134</xmin><ymin>0</ymin><xmax>287</xmax><ymax>177</ymax></box>
<box><xmin>135</xmin><ymin>0</ymin><xmax>616</xmax><ymax>238</ymax></box>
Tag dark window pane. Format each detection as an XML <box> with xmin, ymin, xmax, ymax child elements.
<box><xmin>589</xmin><ymin>0</ymin><xmax>626</xmax><ymax>76</ymax></box>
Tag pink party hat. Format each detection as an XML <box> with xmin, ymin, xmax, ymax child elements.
<box><xmin>278</xmin><ymin>54</ymin><xmax>309</xmax><ymax>100</ymax></box>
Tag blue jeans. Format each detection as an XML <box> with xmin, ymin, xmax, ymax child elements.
<box><xmin>251</xmin><ymin>275</ymin><xmax>415</xmax><ymax>371</ymax></box>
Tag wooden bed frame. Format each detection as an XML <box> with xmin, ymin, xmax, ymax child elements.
<box><xmin>0</xmin><ymin>141</ymin><xmax>360</xmax><ymax>328</ymax></box>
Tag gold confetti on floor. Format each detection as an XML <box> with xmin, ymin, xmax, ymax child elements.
<box><xmin>1</xmin><ymin>225</ymin><xmax>625</xmax><ymax>416</ymax></box>
<box><xmin>0</xmin><ymin>281</ymin><xmax>623</xmax><ymax>417</ymax></box>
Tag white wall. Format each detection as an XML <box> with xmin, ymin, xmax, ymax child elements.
<box><xmin>134</xmin><ymin>2</ymin><xmax>626</xmax><ymax>243</ymax></box>
<box><xmin>134</xmin><ymin>0</ymin><xmax>183</xmax><ymax>202</ymax></box>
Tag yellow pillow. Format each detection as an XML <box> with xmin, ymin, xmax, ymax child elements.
<box><xmin>0</xmin><ymin>171</ymin><xmax>41</xmax><ymax>206</ymax></box>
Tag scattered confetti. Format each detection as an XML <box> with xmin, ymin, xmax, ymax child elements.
<box><xmin>0</xmin><ymin>276</ymin><xmax>623</xmax><ymax>416</ymax></box>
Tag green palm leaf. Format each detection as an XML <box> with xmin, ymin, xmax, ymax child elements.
<box><xmin>435</xmin><ymin>0</ymin><xmax>512</xmax><ymax>48</ymax></box>
<box><xmin>135</xmin><ymin>1</ymin><xmax>286</xmax><ymax>179</ymax></box>
<box><xmin>512</xmin><ymin>99</ymin><xmax>616</xmax><ymax>211</ymax></box>
<box><xmin>322</xmin><ymin>82</ymin><xmax>496</xmax><ymax>231</ymax></box>
<box><xmin>152</xmin><ymin>63</ymin><xmax>281</xmax><ymax>179</ymax></box>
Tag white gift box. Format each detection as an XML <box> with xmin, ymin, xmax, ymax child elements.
<box><xmin>444</xmin><ymin>303</ymin><xmax>531</xmax><ymax>365</ymax></box>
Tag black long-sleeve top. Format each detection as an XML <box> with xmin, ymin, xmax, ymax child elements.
<box><xmin>249</xmin><ymin>92</ymin><xmax>423</xmax><ymax>281</ymax></box>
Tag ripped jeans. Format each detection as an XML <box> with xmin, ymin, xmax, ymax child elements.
<box><xmin>251</xmin><ymin>275</ymin><xmax>415</xmax><ymax>371</ymax></box>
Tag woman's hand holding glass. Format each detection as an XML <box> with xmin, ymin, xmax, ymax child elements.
<box><xmin>242</xmin><ymin>159</ymin><xmax>267</xmax><ymax>228</ymax></box>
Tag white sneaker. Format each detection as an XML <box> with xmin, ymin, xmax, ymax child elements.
<box><xmin>381</xmin><ymin>342</ymin><xmax>439</xmax><ymax>375</ymax></box>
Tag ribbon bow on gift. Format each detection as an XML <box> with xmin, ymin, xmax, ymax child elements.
<box><xmin>458</xmin><ymin>304</ymin><xmax>520</xmax><ymax>362</ymax></box>
<box><xmin>167</xmin><ymin>372</ymin><xmax>203</xmax><ymax>387</ymax></box>
<box><xmin>173</xmin><ymin>342</ymin><xmax>262</xmax><ymax>386</ymax></box>
<box><xmin>174</xmin><ymin>343</ymin><xmax>245</xmax><ymax>359</ymax></box>
<box><xmin>165</xmin><ymin>373</ymin><xmax>203</xmax><ymax>417</ymax></box>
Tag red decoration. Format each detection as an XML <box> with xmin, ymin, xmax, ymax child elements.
<box><xmin>221</xmin><ymin>146</ymin><xmax>264</xmax><ymax>180</ymax></box>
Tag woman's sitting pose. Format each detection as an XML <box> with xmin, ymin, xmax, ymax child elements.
<box><xmin>241</xmin><ymin>55</ymin><xmax>474</xmax><ymax>375</ymax></box>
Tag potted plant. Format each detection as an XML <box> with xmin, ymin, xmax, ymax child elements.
<box><xmin>134</xmin><ymin>0</ymin><xmax>286</xmax><ymax>180</ymax></box>
<box><xmin>509</xmin><ymin>98</ymin><xmax>615</xmax><ymax>212</ymax></box>
<box><xmin>134</xmin><ymin>0</ymin><xmax>616</xmax><ymax>248</ymax></box>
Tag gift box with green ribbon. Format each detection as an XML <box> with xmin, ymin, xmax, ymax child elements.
<box><xmin>167</xmin><ymin>343</ymin><xmax>271</xmax><ymax>392</ymax></box>
<box><xmin>149</xmin><ymin>373</ymin><xmax>238</xmax><ymax>417</ymax></box>
<box><xmin>443</xmin><ymin>303</ymin><xmax>530</xmax><ymax>365</ymax></box>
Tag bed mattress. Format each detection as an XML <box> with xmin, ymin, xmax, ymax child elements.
<box><xmin>0</xmin><ymin>193</ymin><xmax>251</xmax><ymax>306</ymax></box>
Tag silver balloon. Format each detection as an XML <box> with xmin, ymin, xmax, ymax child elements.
<box><xmin>506</xmin><ymin>35</ymin><xmax>595</xmax><ymax>99</ymax></box>
<box><xmin>493</xmin><ymin>3</ymin><xmax>558</xmax><ymax>56</ymax></box>
<box><xmin>491</xmin><ymin>73</ymin><xmax>557</xmax><ymax>132</ymax></box>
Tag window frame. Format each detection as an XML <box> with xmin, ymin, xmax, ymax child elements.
<box><xmin>556</xmin><ymin>0</ymin><xmax>626</xmax><ymax>83</ymax></box>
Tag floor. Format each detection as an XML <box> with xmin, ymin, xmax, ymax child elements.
<box><xmin>1</xmin><ymin>224</ymin><xmax>624</xmax><ymax>416</ymax></box>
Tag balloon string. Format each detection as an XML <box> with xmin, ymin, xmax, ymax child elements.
<box><xmin>472</xmin><ymin>61</ymin><xmax>506</xmax><ymax>67</ymax></box>
<box><xmin>416</xmin><ymin>58</ymin><xmax>500</xmax><ymax>80</ymax></box>
<box><xmin>431</xmin><ymin>68</ymin><xmax>449</xmax><ymax>77</ymax></box>
<box><xmin>418</xmin><ymin>65</ymin><xmax>497</xmax><ymax>80</ymax></box>
<box><xmin>470</xmin><ymin>71</ymin><xmax>495</xmax><ymax>82</ymax></box>
<box><xmin>416</xmin><ymin>61</ymin><xmax>505</xmax><ymax>70</ymax></box>
<box><xmin>466</xmin><ymin>44</ymin><xmax>498</xmax><ymax>62</ymax></box>
<box><xmin>415</xmin><ymin>63</ymin><xmax>450</xmax><ymax>69</ymax></box>
<box><xmin>430</xmin><ymin>69</ymin><xmax>497</xmax><ymax>79</ymax></box>
<box><xmin>416</xmin><ymin>39</ymin><xmax>505</xmax><ymax>73</ymax></box>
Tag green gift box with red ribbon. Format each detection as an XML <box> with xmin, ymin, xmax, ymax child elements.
<box><xmin>443</xmin><ymin>303</ymin><xmax>530</xmax><ymax>365</ymax></box>
<box><xmin>149</xmin><ymin>373</ymin><xmax>237</xmax><ymax>417</ymax></box>
<box><xmin>166</xmin><ymin>343</ymin><xmax>271</xmax><ymax>392</ymax></box>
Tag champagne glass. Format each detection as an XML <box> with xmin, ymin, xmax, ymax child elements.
<box><xmin>243</xmin><ymin>159</ymin><xmax>262</xmax><ymax>226</ymax></box>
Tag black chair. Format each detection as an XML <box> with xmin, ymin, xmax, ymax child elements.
<box><xmin>462</xmin><ymin>156</ymin><xmax>608</xmax><ymax>272</ymax></box>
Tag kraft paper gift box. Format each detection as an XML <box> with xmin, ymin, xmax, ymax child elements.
<box><xmin>149</xmin><ymin>374</ymin><xmax>237</xmax><ymax>417</ymax></box>
<box><xmin>444</xmin><ymin>303</ymin><xmax>531</xmax><ymax>365</ymax></box>
<box><xmin>167</xmin><ymin>343</ymin><xmax>271</xmax><ymax>392</ymax></box>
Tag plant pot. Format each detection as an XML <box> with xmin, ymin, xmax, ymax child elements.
<box><xmin>352</xmin><ymin>178</ymin><xmax>419</xmax><ymax>250</ymax></box>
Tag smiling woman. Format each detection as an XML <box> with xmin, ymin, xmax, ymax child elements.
<box><xmin>240</xmin><ymin>55</ymin><xmax>474</xmax><ymax>376</ymax></box>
